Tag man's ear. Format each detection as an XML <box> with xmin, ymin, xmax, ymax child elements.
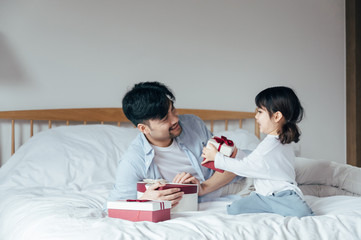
<box><xmin>273</xmin><ymin>111</ymin><xmax>284</xmax><ymax>123</ymax></box>
<box><xmin>137</xmin><ymin>123</ymin><xmax>148</xmax><ymax>134</ymax></box>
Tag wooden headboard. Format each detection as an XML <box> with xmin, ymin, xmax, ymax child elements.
<box><xmin>0</xmin><ymin>108</ymin><xmax>259</xmax><ymax>155</ymax></box>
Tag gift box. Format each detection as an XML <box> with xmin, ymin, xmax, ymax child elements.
<box><xmin>137</xmin><ymin>181</ymin><xmax>198</xmax><ymax>213</ymax></box>
<box><xmin>202</xmin><ymin>136</ymin><xmax>235</xmax><ymax>173</ymax></box>
<box><xmin>107</xmin><ymin>199</ymin><xmax>171</xmax><ymax>222</ymax></box>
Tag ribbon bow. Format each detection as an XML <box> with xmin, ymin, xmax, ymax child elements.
<box><xmin>213</xmin><ymin>136</ymin><xmax>234</xmax><ymax>151</ymax></box>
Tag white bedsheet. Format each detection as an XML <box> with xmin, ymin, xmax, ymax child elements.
<box><xmin>1</xmin><ymin>188</ymin><xmax>361</xmax><ymax>240</ymax></box>
<box><xmin>1</xmin><ymin>126</ymin><xmax>361</xmax><ymax>239</ymax></box>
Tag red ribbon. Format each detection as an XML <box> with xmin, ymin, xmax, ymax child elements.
<box><xmin>126</xmin><ymin>199</ymin><xmax>150</xmax><ymax>202</ymax></box>
<box><xmin>213</xmin><ymin>136</ymin><xmax>234</xmax><ymax>151</ymax></box>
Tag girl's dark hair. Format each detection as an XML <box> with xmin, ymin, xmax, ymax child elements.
<box><xmin>122</xmin><ymin>81</ymin><xmax>175</xmax><ymax>126</ymax></box>
<box><xmin>255</xmin><ymin>86</ymin><xmax>304</xmax><ymax>144</ymax></box>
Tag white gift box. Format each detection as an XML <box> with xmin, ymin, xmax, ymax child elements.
<box><xmin>137</xmin><ymin>182</ymin><xmax>198</xmax><ymax>213</ymax></box>
<box><xmin>107</xmin><ymin>200</ymin><xmax>171</xmax><ymax>222</ymax></box>
<box><xmin>207</xmin><ymin>136</ymin><xmax>235</xmax><ymax>157</ymax></box>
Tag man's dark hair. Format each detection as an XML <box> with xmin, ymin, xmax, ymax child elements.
<box><xmin>122</xmin><ymin>81</ymin><xmax>175</xmax><ymax>126</ymax></box>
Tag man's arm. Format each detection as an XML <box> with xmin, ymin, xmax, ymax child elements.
<box><xmin>198</xmin><ymin>147</ymin><xmax>238</xmax><ymax>195</ymax></box>
<box><xmin>198</xmin><ymin>171</ymin><xmax>236</xmax><ymax>196</ymax></box>
<box><xmin>181</xmin><ymin>170</ymin><xmax>236</xmax><ymax>196</ymax></box>
<box><xmin>107</xmin><ymin>156</ymin><xmax>141</xmax><ymax>201</ymax></box>
<box><xmin>176</xmin><ymin>114</ymin><xmax>237</xmax><ymax>196</ymax></box>
<box><xmin>183</xmin><ymin>149</ymin><xmax>238</xmax><ymax>196</ymax></box>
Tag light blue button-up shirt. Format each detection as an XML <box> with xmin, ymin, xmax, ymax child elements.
<box><xmin>107</xmin><ymin>114</ymin><xmax>225</xmax><ymax>202</ymax></box>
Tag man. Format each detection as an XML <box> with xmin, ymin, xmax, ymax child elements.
<box><xmin>108</xmin><ymin>81</ymin><xmax>238</xmax><ymax>206</ymax></box>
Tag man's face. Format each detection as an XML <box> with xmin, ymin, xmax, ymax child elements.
<box><xmin>141</xmin><ymin>103</ymin><xmax>182</xmax><ymax>147</ymax></box>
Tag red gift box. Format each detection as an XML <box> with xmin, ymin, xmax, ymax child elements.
<box><xmin>202</xmin><ymin>136</ymin><xmax>235</xmax><ymax>173</ymax></box>
<box><xmin>202</xmin><ymin>161</ymin><xmax>224</xmax><ymax>173</ymax></box>
<box><xmin>137</xmin><ymin>182</ymin><xmax>198</xmax><ymax>213</ymax></box>
<box><xmin>107</xmin><ymin>199</ymin><xmax>171</xmax><ymax>222</ymax></box>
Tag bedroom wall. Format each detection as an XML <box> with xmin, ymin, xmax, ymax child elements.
<box><xmin>0</xmin><ymin>0</ymin><xmax>345</xmax><ymax>165</ymax></box>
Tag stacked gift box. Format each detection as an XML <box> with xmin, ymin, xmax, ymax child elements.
<box><xmin>107</xmin><ymin>199</ymin><xmax>172</xmax><ymax>222</ymax></box>
<box><xmin>137</xmin><ymin>181</ymin><xmax>198</xmax><ymax>213</ymax></box>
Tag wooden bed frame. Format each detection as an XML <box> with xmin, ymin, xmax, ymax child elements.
<box><xmin>0</xmin><ymin>108</ymin><xmax>259</xmax><ymax>155</ymax></box>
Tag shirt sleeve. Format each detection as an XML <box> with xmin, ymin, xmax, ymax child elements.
<box><xmin>204</xmin><ymin>122</ymin><xmax>213</xmax><ymax>141</ymax></box>
<box><xmin>107</xmin><ymin>151</ymin><xmax>144</xmax><ymax>201</ymax></box>
<box><xmin>195</xmin><ymin>114</ymin><xmax>213</xmax><ymax>146</ymax></box>
<box><xmin>214</xmin><ymin>149</ymin><xmax>270</xmax><ymax>179</ymax></box>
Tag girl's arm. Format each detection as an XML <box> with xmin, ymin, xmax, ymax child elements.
<box><xmin>202</xmin><ymin>143</ymin><xmax>270</xmax><ymax>179</ymax></box>
<box><xmin>215</xmin><ymin>151</ymin><xmax>269</xmax><ymax>179</ymax></box>
<box><xmin>198</xmin><ymin>171</ymin><xmax>236</xmax><ymax>196</ymax></box>
<box><xmin>182</xmin><ymin>170</ymin><xmax>236</xmax><ymax>196</ymax></box>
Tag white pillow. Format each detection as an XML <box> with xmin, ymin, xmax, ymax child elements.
<box><xmin>295</xmin><ymin>157</ymin><xmax>332</xmax><ymax>185</ymax></box>
<box><xmin>295</xmin><ymin>157</ymin><xmax>361</xmax><ymax>196</ymax></box>
<box><xmin>213</xmin><ymin>129</ymin><xmax>260</xmax><ymax>151</ymax></box>
<box><xmin>0</xmin><ymin>125</ymin><xmax>139</xmax><ymax>191</ymax></box>
<box><xmin>0</xmin><ymin>126</ymin><xmax>260</xmax><ymax>191</ymax></box>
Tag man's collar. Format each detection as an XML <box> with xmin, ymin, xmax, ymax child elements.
<box><xmin>140</xmin><ymin>133</ymin><xmax>153</xmax><ymax>155</ymax></box>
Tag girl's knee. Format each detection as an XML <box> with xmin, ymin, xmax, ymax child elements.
<box><xmin>227</xmin><ymin>202</ymin><xmax>243</xmax><ymax>215</ymax></box>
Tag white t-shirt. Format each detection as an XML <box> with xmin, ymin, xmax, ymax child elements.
<box><xmin>152</xmin><ymin>140</ymin><xmax>201</xmax><ymax>182</ymax></box>
<box><xmin>215</xmin><ymin>134</ymin><xmax>303</xmax><ymax>198</ymax></box>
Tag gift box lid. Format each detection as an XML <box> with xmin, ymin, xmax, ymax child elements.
<box><xmin>137</xmin><ymin>182</ymin><xmax>198</xmax><ymax>194</ymax></box>
<box><xmin>107</xmin><ymin>200</ymin><xmax>171</xmax><ymax>211</ymax></box>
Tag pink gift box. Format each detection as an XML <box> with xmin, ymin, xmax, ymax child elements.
<box><xmin>137</xmin><ymin>182</ymin><xmax>198</xmax><ymax>212</ymax></box>
<box><xmin>107</xmin><ymin>200</ymin><xmax>171</xmax><ymax>222</ymax></box>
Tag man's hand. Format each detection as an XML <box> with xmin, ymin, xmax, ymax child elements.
<box><xmin>173</xmin><ymin>172</ymin><xmax>194</xmax><ymax>184</ymax></box>
<box><xmin>181</xmin><ymin>175</ymin><xmax>206</xmax><ymax>196</ymax></box>
<box><xmin>173</xmin><ymin>172</ymin><xmax>206</xmax><ymax>196</ymax></box>
<box><xmin>139</xmin><ymin>182</ymin><xmax>184</xmax><ymax>207</ymax></box>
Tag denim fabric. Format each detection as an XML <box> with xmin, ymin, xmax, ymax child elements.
<box><xmin>227</xmin><ymin>190</ymin><xmax>314</xmax><ymax>218</ymax></box>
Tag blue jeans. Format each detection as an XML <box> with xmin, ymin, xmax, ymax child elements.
<box><xmin>227</xmin><ymin>190</ymin><xmax>314</xmax><ymax>218</ymax></box>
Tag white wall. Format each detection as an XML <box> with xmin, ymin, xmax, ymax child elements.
<box><xmin>0</xmin><ymin>0</ymin><xmax>345</xmax><ymax>165</ymax></box>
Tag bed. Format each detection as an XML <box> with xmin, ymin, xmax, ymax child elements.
<box><xmin>0</xmin><ymin>108</ymin><xmax>361</xmax><ymax>240</ymax></box>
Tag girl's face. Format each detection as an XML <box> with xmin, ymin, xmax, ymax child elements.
<box><xmin>255</xmin><ymin>107</ymin><xmax>281</xmax><ymax>135</ymax></box>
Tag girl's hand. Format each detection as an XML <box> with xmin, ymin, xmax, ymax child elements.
<box><xmin>230</xmin><ymin>148</ymin><xmax>238</xmax><ymax>158</ymax></box>
<box><xmin>201</xmin><ymin>144</ymin><xmax>218</xmax><ymax>164</ymax></box>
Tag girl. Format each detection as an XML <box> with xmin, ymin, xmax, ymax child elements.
<box><xmin>202</xmin><ymin>86</ymin><xmax>313</xmax><ymax>217</ymax></box>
